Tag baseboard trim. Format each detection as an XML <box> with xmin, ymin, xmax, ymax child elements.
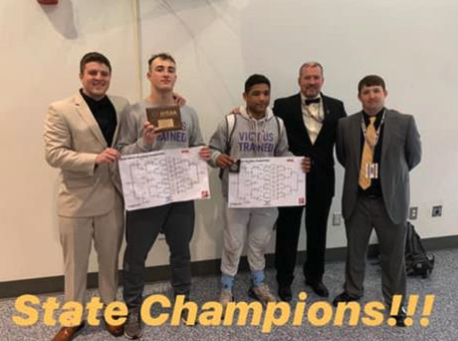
<box><xmin>1</xmin><ymin>235</ymin><xmax>456</xmax><ymax>299</ymax></box>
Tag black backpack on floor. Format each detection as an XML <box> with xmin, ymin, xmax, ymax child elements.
<box><xmin>405</xmin><ymin>222</ymin><xmax>435</xmax><ymax>278</ymax></box>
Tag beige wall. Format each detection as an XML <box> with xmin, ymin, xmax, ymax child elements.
<box><xmin>1</xmin><ymin>0</ymin><xmax>457</xmax><ymax>283</ymax></box>
<box><xmin>0</xmin><ymin>0</ymin><xmax>139</xmax><ymax>281</ymax></box>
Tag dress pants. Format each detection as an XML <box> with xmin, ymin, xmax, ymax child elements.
<box><xmin>344</xmin><ymin>195</ymin><xmax>407</xmax><ymax>305</ymax></box>
<box><xmin>275</xmin><ymin>195</ymin><xmax>332</xmax><ymax>286</ymax></box>
<box><xmin>123</xmin><ymin>201</ymin><xmax>194</xmax><ymax>309</ymax></box>
<box><xmin>59</xmin><ymin>192</ymin><xmax>124</xmax><ymax>305</ymax></box>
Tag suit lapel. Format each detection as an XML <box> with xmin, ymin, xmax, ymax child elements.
<box><xmin>353</xmin><ymin>112</ymin><xmax>363</xmax><ymax>171</ymax></box>
<box><xmin>74</xmin><ymin>92</ymin><xmax>107</xmax><ymax>147</ymax></box>
<box><xmin>310</xmin><ymin>94</ymin><xmax>331</xmax><ymax>145</ymax></box>
<box><xmin>381</xmin><ymin>109</ymin><xmax>394</xmax><ymax>163</ymax></box>
<box><xmin>321</xmin><ymin>93</ymin><xmax>332</xmax><ymax>123</ymax></box>
<box><xmin>293</xmin><ymin>93</ymin><xmax>313</xmax><ymax>145</ymax></box>
<box><xmin>109</xmin><ymin>96</ymin><xmax>123</xmax><ymax>147</ymax></box>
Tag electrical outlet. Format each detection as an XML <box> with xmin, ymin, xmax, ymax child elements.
<box><xmin>432</xmin><ymin>205</ymin><xmax>442</xmax><ymax>217</ymax></box>
<box><xmin>409</xmin><ymin>207</ymin><xmax>418</xmax><ymax>220</ymax></box>
<box><xmin>332</xmin><ymin>212</ymin><xmax>342</xmax><ymax>226</ymax></box>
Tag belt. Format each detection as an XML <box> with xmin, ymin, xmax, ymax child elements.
<box><xmin>359</xmin><ymin>191</ymin><xmax>382</xmax><ymax>199</ymax></box>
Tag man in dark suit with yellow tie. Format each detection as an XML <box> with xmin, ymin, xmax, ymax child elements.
<box><xmin>334</xmin><ymin>75</ymin><xmax>422</xmax><ymax>327</ymax></box>
<box><xmin>274</xmin><ymin>62</ymin><xmax>347</xmax><ymax>301</ymax></box>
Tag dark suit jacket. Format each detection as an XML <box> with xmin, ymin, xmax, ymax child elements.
<box><xmin>273</xmin><ymin>93</ymin><xmax>347</xmax><ymax>200</ymax></box>
<box><xmin>336</xmin><ymin>109</ymin><xmax>422</xmax><ymax>224</ymax></box>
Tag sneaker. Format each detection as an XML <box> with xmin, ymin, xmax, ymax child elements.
<box><xmin>219</xmin><ymin>289</ymin><xmax>234</xmax><ymax>320</ymax></box>
<box><xmin>180</xmin><ymin>309</ymin><xmax>198</xmax><ymax>326</ymax></box>
<box><xmin>173</xmin><ymin>293</ymin><xmax>198</xmax><ymax>326</ymax></box>
<box><xmin>219</xmin><ymin>290</ymin><xmax>234</xmax><ymax>309</ymax></box>
<box><xmin>248</xmin><ymin>283</ymin><xmax>277</xmax><ymax>305</ymax></box>
<box><xmin>124</xmin><ymin>309</ymin><xmax>142</xmax><ymax>339</ymax></box>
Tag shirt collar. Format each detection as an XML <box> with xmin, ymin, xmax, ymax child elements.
<box><xmin>362</xmin><ymin>107</ymin><xmax>385</xmax><ymax>125</ymax></box>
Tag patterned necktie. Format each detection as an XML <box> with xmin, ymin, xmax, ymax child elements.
<box><xmin>359</xmin><ymin>116</ymin><xmax>377</xmax><ymax>189</ymax></box>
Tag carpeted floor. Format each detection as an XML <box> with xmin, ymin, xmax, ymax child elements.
<box><xmin>1</xmin><ymin>248</ymin><xmax>457</xmax><ymax>341</ymax></box>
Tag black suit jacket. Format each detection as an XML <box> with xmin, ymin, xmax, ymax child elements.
<box><xmin>273</xmin><ymin>93</ymin><xmax>347</xmax><ymax>200</ymax></box>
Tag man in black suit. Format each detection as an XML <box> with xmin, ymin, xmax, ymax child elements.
<box><xmin>274</xmin><ymin>62</ymin><xmax>347</xmax><ymax>301</ymax></box>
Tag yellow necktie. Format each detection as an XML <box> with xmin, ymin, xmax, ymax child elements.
<box><xmin>359</xmin><ymin>116</ymin><xmax>377</xmax><ymax>189</ymax></box>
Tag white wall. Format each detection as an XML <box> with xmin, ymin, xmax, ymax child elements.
<box><xmin>0</xmin><ymin>0</ymin><xmax>138</xmax><ymax>281</ymax></box>
<box><xmin>1</xmin><ymin>0</ymin><xmax>457</xmax><ymax>283</ymax></box>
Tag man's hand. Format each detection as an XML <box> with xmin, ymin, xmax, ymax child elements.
<box><xmin>142</xmin><ymin>121</ymin><xmax>159</xmax><ymax>146</ymax></box>
<box><xmin>173</xmin><ymin>92</ymin><xmax>186</xmax><ymax>107</ymax></box>
<box><xmin>230</xmin><ymin>107</ymin><xmax>240</xmax><ymax>115</ymax></box>
<box><xmin>198</xmin><ymin>146</ymin><xmax>211</xmax><ymax>161</ymax></box>
<box><xmin>216</xmin><ymin>154</ymin><xmax>236</xmax><ymax>169</ymax></box>
<box><xmin>95</xmin><ymin>148</ymin><xmax>120</xmax><ymax>165</ymax></box>
<box><xmin>301</xmin><ymin>157</ymin><xmax>312</xmax><ymax>173</ymax></box>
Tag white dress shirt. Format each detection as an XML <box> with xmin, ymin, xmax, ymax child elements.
<box><xmin>301</xmin><ymin>93</ymin><xmax>324</xmax><ymax>144</ymax></box>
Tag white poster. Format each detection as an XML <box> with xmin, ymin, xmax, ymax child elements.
<box><xmin>228</xmin><ymin>157</ymin><xmax>306</xmax><ymax>208</ymax></box>
<box><xmin>119</xmin><ymin>147</ymin><xmax>210</xmax><ymax>211</ymax></box>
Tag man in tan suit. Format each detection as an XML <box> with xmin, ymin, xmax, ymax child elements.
<box><xmin>44</xmin><ymin>52</ymin><xmax>129</xmax><ymax>341</ymax></box>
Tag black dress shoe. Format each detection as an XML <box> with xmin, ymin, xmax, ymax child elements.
<box><xmin>390</xmin><ymin>306</ymin><xmax>407</xmax><ymax>327</ymax></box>
<box><xmin>278</xmin><ymin>285</ymin><xmax>293</xmax><ymax>302</ymax></box>
<box><xmin>306</xmin><ymin>281</ymin><xmax>329</xmax><ymax>297</ymax></box>
<box><xmin>332</xmin><ymin>292</ymin><xmax>361</xmax><ymax>307</ymax></box>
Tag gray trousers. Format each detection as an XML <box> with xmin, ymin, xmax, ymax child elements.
<box><xmin>221</xmin><ymin>206</ymin><xmax>278</xmax><ymax>277</ymax></box>
<box><xmin>344</xmin><ymin>195</ymin><xmax>407</xmax><ymax>305</ymax></box>
<box><xmin>123</xmin><ymin>201</ymin><xmax>194</xmax><ymax>309</ymax></box>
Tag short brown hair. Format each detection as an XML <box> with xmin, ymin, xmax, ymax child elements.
<box><xmin>148</xmin><ymin>53</ymin><xmax>176</xmax><ymax>70</ymax></box>
<box><xmin>80</xmin><ymin>52</ymin><xmax>111</xmax><ymax>74</ymax></box>
<box><xmin>358</xmin><ymin>75</ymin><xmax>386</xmax><ymax>94</ymax></box>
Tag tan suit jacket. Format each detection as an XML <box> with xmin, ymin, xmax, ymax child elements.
<box><xmin>44</xmin><ymin>91</ymin><xmax>129</xmax><ymax>217</ymax></box>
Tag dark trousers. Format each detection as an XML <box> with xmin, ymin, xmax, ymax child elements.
<box><xmin>344</xmin><ymin>195</ymin><xmax>407</xmax><ymax>305</ymax></box>
<box><xmin>123</xmin><ymin>201</ymin><xmax>195</xmax><ymax>309</ymax></box>
<box><xmin>275</xmin><ymin>195</ymin><xmax>332</xmax><ymax>286</ymax></box>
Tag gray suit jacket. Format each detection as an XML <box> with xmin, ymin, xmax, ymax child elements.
<box><xmin>44</xmin><ymin>92</ymin><xmax>129</xmax><ymax>217</ymax></box>
<box><xmin>336</xmin><ymin>109</ymin><xmax>421</xmax><ymax>224</ymax></box>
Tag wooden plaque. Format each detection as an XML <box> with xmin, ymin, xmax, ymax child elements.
<box><xmin>146</xmin><ymin>106</ymin><xmax>182</xmax><ymax>132</ymax></box>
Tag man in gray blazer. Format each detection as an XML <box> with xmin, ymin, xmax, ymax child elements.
<box><xmin>333</xmin><ymin>75</ymin><xmax>421</xmax><ymax>327</ymax></box>
<box><xmin>44</xmin><ymin>52</ymin><xmax>129</xmax><ymax>341</ymax></box>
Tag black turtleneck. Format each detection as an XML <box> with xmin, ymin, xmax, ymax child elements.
<box><xmin>80</xmin><ymin>89</ymin><xmax>117</xmax><ymax>146</ymax></box>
